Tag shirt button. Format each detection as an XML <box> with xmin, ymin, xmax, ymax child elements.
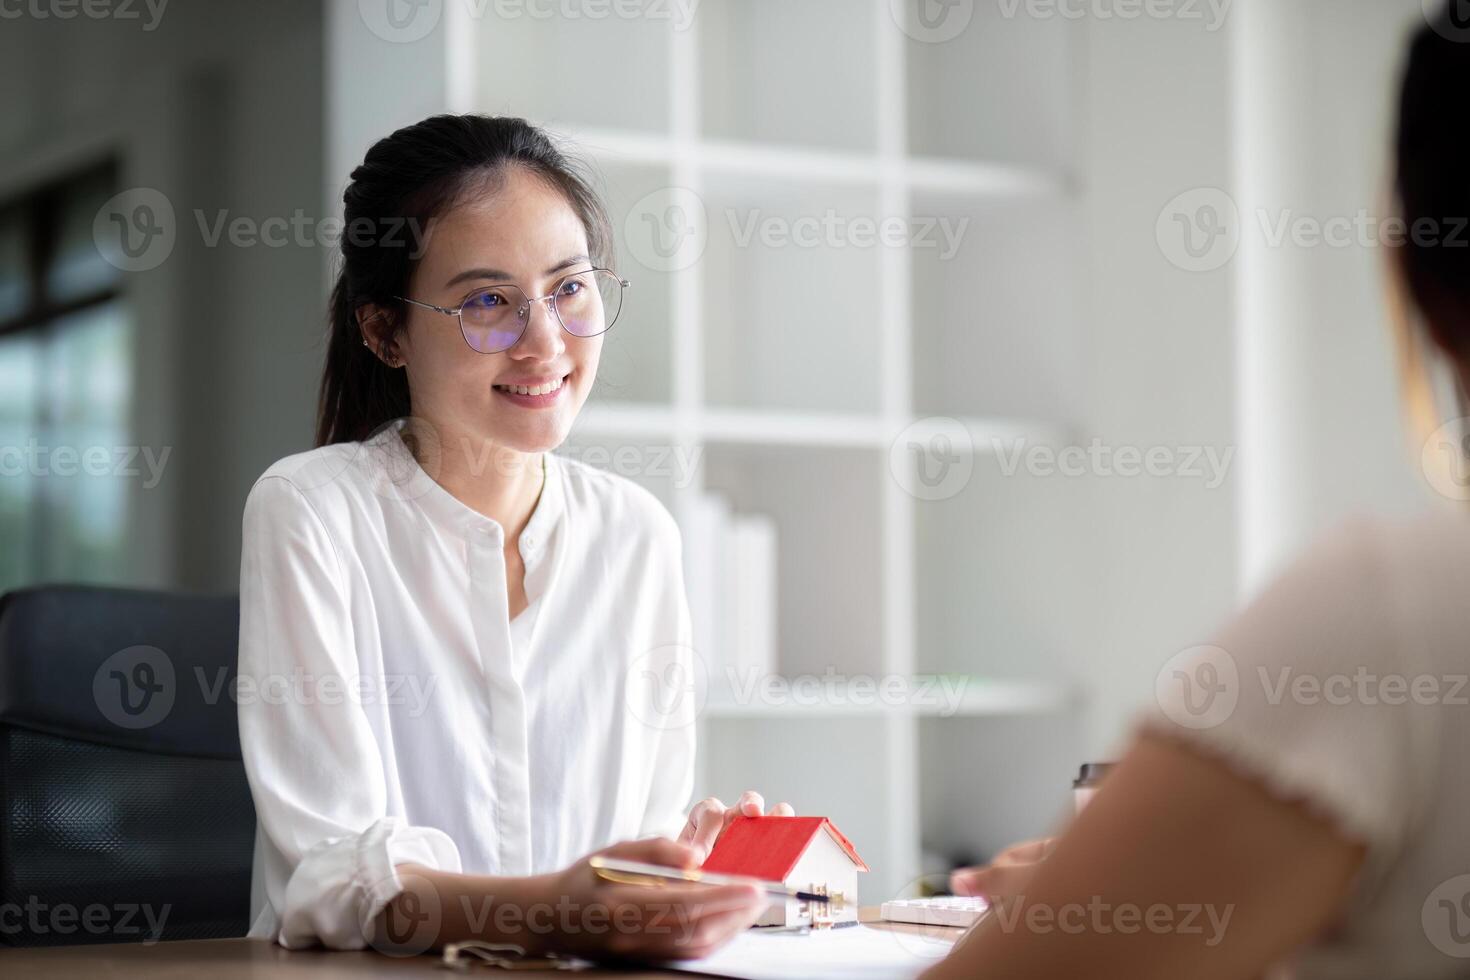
<box><xmin>523</xmin><ymin>535</ymin><xmax>536</xmax><ymax>550</ymax></box>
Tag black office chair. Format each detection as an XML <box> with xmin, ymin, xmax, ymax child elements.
<box><xmin>0</xmin><ymin>585</ymin><xmax>256</xmax><ymax>946</ymax></box>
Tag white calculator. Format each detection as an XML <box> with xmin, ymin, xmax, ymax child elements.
<box><xmin>879</xmin><ymin>896</ymin><xmax>989</xmax><ymax>929</ymax></box>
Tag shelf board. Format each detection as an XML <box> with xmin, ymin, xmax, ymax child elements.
<box><xmin>556</xmin><ymin>125</ymin><xmax>1068</xmax><ymax>197</ymax></box>
<box><xmin>702</xmin><ymin>676</ymin><xmax>1076</xmax><ymax>719</ymax></box>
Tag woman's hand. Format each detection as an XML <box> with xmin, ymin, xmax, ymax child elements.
<box><xmin>538</xmin><ymin>837</ymin><xmax>765</xmax><ymax>961</ymax></box>
<box><xmin>949</xmin><ymin>837</ymin><xmax>1055</xmax><ymax>903</ymax></box>
<box><xmin>677</xmin><ymin>791</ymin><xmax>795</xmax><ymax>862</ymax></box>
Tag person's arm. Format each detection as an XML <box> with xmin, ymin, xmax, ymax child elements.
<box><xmin>240</xmin><ymin>475</ymin><xmax>465</xmax><ymax>949</ymax></box>
<box><xmin>930</xmin><ymin>519</ymin><xmax>1426</xmax><ymax>979</ymax></box>
<box><xmin>923</xmin><ymin>732</ymin><xmax>1364</xmax><ymax>980</ymax></box>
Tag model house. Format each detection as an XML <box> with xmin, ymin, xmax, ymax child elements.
<box><xmin>701</xmin><ymin>816</ymin><xmax>869</xmax><ymax>928</ymax></box>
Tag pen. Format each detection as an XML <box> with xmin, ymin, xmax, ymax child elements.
<box><xmin>588</xmin><ymin>856</ymin><xmax>833</xmax><ymax>904</ymax></box>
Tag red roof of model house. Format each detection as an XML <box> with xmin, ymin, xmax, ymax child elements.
<box><xmin>701</xmin><ymin>816</ymin><xmax>870</xmax><ymax>882</ymax></box>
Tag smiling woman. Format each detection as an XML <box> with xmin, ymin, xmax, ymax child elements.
<box><xmin>236</xmin><ymin>115</ymin><xmax>786</xmax><ymax>960</ymax></box>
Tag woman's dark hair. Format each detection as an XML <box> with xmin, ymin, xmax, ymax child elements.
<box><xmin>315</xmin><ymin>114</ymin><xmax>613</xmax><ymax>446</ymax></box>
<box><xmin>1395</xmin><ymin>5</ymin><xmax>1470</xmax><ymax>360</ymax></box>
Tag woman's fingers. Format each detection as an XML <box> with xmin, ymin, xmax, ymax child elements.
<box><xmin>950</xmin><ymin>860</ymin><xmax>1039</xmax><ymax>902</ymax></box>
<box><xmin>993</xmin><ymin>837</ymin><xmax>1054</xmax><ymax>865</ymax></box>
<box><xmin>689</xmin><ymin>801</ymin><xmax>728</xmax><ymax>861</ymax></box>
<box><xmin>676</xmin><ymin>797</ymin><xmax>719</xmax><ymax>847</ymax></box>
<box><xmin>606</xmin><ymin>883</ymin><xmax>764</xmax><ymax>960</ymax></box>
<box><xmin>737</xmin><ymin>789</ymin><xmax>766</xmax><ymax>816</ymax></box>
<box><xmin>769</xmin><ymin>801</ymin><xmax>795</xmax><ymax>816</ymax></box>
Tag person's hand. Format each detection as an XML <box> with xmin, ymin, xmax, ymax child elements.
<box><xmin>677</xmin><ymin>791</ymin><xmax>795</xmax><ymax>862</ymax></box>
<box><xmin>538</xmin><ymin>838</ymin><xmax>765</xmax><ymax>961</ymax></box>
<box><xmin>950</xmin><ymin>838</ymin><xmax>1055</xmax><ymax>902</ymax></box>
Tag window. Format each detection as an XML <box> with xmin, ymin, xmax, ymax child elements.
<box><xmin>0</xmin><ymin>163</ymin><xmax>131</xmax><ymax>593</ymax></box>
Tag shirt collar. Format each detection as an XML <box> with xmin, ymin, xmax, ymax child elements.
<box><xmin>356</xmin><ymin>418</ymin><xmax>564</xmax><ymax>556</ymax></box>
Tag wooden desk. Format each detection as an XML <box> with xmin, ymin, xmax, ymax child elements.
<box><xmin>7</xmin><ymin>909</ymin><xmax>962</xmax><ymax>978</ymax></box>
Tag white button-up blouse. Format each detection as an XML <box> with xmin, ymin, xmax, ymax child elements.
<box><xmin>237</xmin><ymin>420</ymin><xmax>695</xmax><ymax>949</ymax></box>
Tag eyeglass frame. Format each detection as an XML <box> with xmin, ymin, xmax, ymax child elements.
<box><xmin>393</xmin><ymin>267</ymin><xmax>630</xmax><ymax>354</ymax></box>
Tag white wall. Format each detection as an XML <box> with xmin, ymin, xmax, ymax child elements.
<box><xmin>1234</xmin><ymin>0</ymin><xmax>1432</xmax><ymax>595</ymax></box>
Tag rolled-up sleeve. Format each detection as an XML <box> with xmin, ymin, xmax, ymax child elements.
<box><xmin>239</xmin><ymin>476</ymin><xmax>461</xmax><ymax>950</ymax></box>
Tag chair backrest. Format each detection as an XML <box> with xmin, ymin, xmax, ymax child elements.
<box><xmin>0</xmin><ymin>585</ymin><xmax>255</xmax><ymax>947</ymax></box>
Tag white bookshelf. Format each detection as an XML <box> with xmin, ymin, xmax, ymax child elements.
<box><xmin>468</xmin><ymin>0</ymin><xmax>1086</xmax><ymax>902</ymax></box>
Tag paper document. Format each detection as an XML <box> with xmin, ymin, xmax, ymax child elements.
<box><xmin>661</xmin><ymin>923</ymin><xmax>955</xmax><ymax>980</ymax></box>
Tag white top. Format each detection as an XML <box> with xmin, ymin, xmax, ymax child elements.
<box><xmin>237</xmin><ymin>420</ymin><xmax>695</xmax><ymax>950</ymax></box>
<box><xmin>1145</xmin><ymin>511</ymin><xmax>1470</xmax><ymax>978</ymax></box>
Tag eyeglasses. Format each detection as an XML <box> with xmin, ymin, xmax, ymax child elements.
<box><xmin>396</xmin><ymin>268</ymin><xmax>628</xmax><ymax>355</ymax></box>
